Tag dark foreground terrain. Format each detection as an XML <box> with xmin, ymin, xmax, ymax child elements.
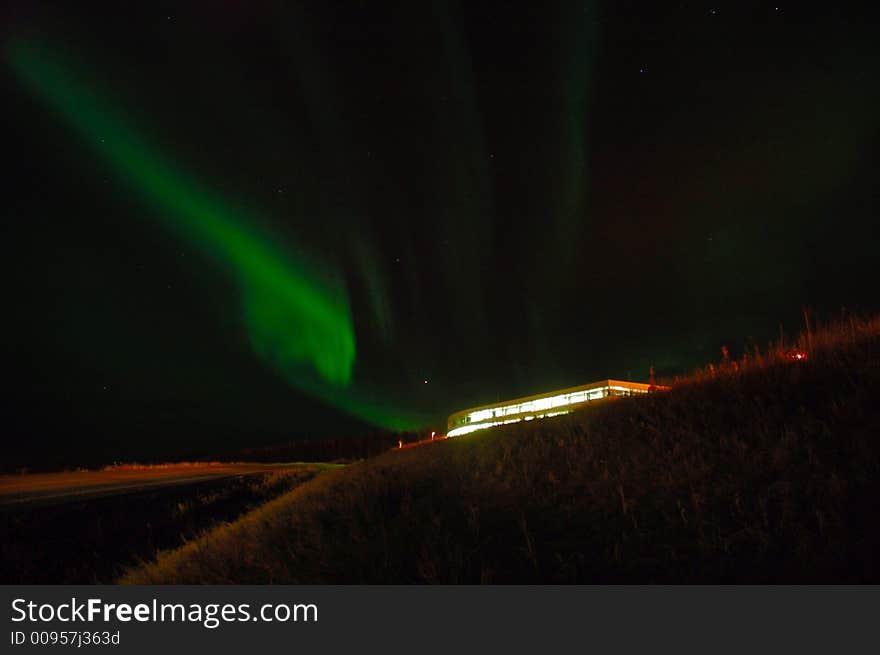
<box><xmin>1</xmin><ymin>464</ymin><xmax>336</xmax><ymax>583</ymax></box>
<box><xmin>122</xmin><ymin>317</ymin><xmax>880</xmax><ymax>583</ymax></box>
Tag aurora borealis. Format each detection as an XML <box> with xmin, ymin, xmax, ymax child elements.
<box><xmin>3</xmin><ymin>2</ymin><xmax>879</xmax><ymax>465</ymax></box>
<box><xmin>5</xmin><ymin>37</ymin><xmax>422</xmax><ymax>432</ymax></box>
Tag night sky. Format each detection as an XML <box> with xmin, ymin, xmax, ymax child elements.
<box><xmin>3</xmin><ymin>2</ymin><xmax>879</xmax><ymax>464</ymax></box>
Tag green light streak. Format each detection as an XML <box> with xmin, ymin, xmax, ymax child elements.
<box><xmin>6</xmin><ymin>37</ymin><xmax>421</xmax><ymax>431</ymax></box>
<box><xmin>523</xmin><ymin>4</ymin><xmax>597</xmax><ymax>378</ymax></box>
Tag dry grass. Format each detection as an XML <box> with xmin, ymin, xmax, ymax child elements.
<box><xmin>121</xmin><ymin>315</ymin><xmax>880</xmax><ymax>583</ymax></box>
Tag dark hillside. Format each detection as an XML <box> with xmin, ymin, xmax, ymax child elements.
<box><xmin>123</xmin><ymin>317</ymin><xmax>880</xmax><ymax>583</ymax></box>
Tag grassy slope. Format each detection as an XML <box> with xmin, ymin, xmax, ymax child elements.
<box><xmin>122</xmin><ymin>318</ymin><xmax>880</xmax><ymax>583</ymax></box>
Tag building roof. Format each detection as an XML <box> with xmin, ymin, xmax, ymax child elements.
<box><xmin>447</xmin><ymin>379</ymin><xmax>661</xmax><ymax>426</ymax></box>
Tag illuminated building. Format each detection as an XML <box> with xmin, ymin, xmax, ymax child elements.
<box><xmin>446</xmin><ymin>379</ymin><xmax>667</xmax><ymax>437</ymax></box>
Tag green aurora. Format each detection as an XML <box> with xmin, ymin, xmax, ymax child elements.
<box><xmin>5</xmin><ymin>38</ymin><xmax>422</xmax><ymax>431</ymax></box>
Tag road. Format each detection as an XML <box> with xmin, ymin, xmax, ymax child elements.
<box><xmin>0</xmin><ymin>463</ymin><xmax>304</xmax><ymax>508</ymax></box>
